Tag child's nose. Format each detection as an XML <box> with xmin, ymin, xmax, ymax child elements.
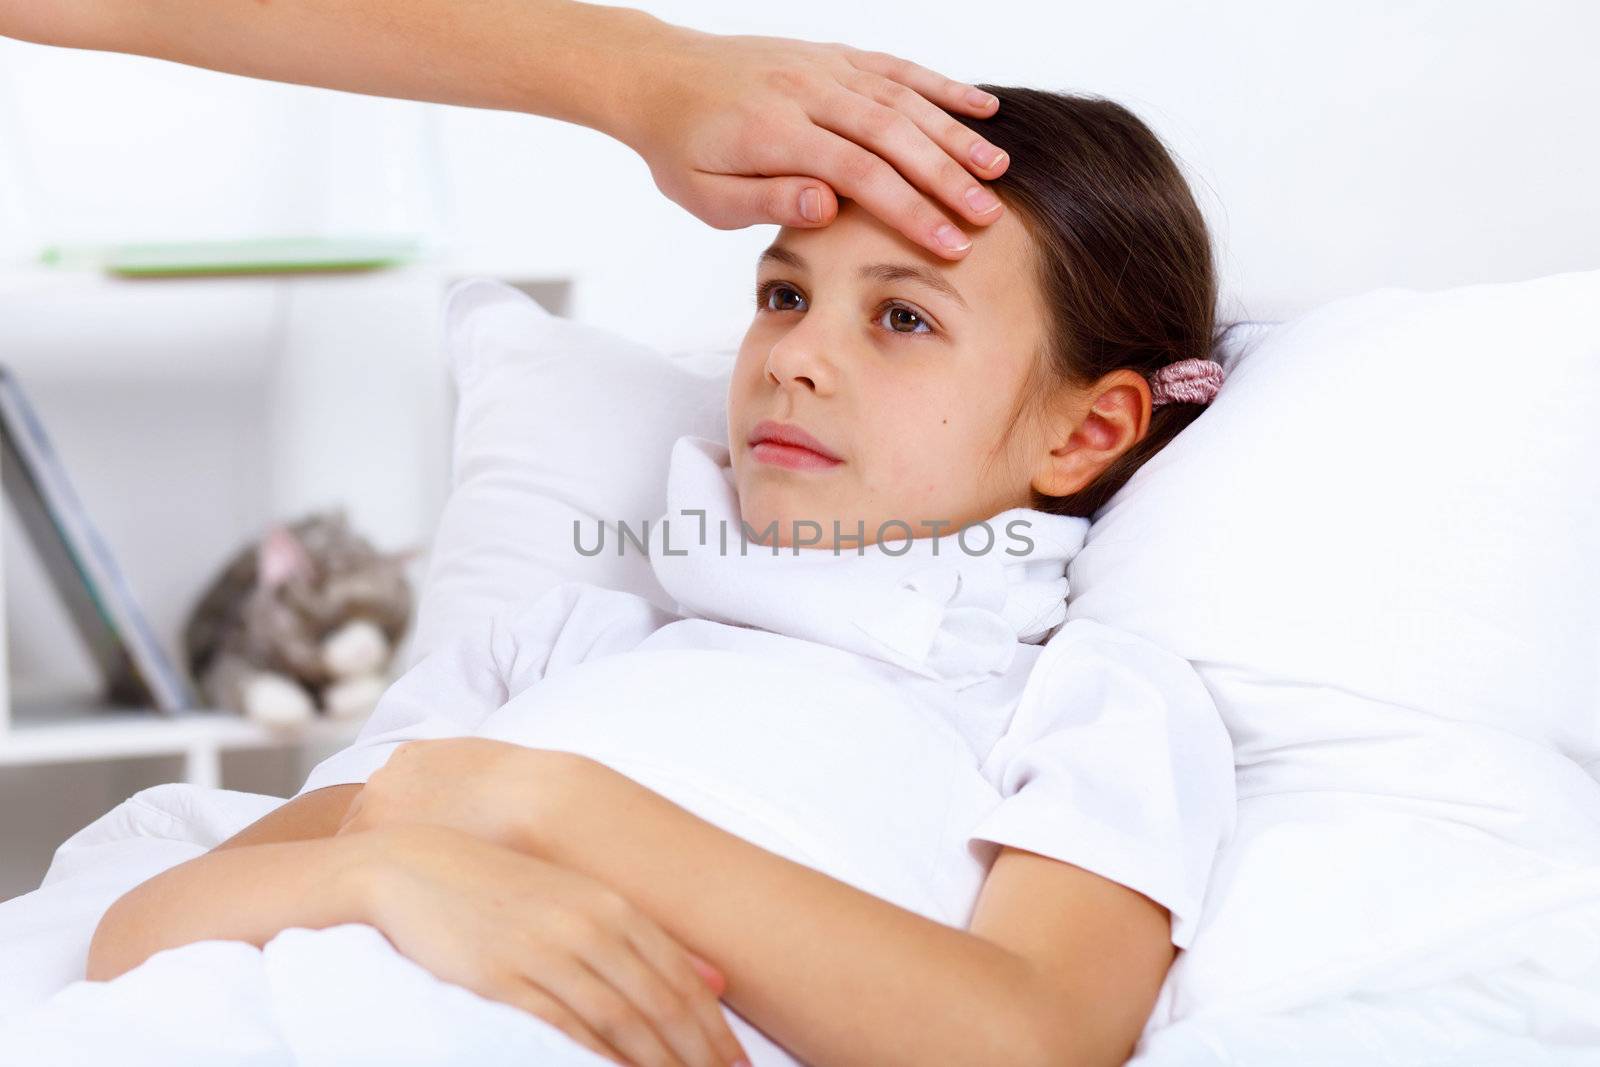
<box><xmin>763</xmin><ymin>331</ymin><xmax>837</xmax><ymax>395</ymax></box>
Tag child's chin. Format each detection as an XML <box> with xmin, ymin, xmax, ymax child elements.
<box><xmin>735</xmin><ymin>498</ymin><xmax>833</xmax><ymax>549</ymax></box>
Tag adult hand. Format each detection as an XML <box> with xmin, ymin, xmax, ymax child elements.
<box><xmin>354</xmin><ymin>823</ymin><xmax>749</xmax><ymax>1067</ymax></box>
<box><xmin>610</xmin><ymin>26</ymin><xmax>1010</xmax><ymax>260</ymax></box>
<box><xmin>5</xmin><ymin>0</ymin><xmax>1007</xmax><ymax>260</ymax></box>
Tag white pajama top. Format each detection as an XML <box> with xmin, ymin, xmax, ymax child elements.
<box><xmin>300</xmin><ymin>434</ymin><xmax>1235</xmax><ymax>954</ymax></box>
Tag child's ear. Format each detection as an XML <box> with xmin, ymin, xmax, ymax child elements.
<box><xmin>1031</xmin><ymin>372</ymin><xmax>1150</xmax><ymax>498</ymax></box>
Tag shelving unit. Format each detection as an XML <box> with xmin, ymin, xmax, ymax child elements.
<box><xmin>0</xmin><ymin>261</ymin><xmax>571</xmax><ymax>759</ymax></box>
<box><xmin>0</xmin><ymin>265</ymin><xmax>420</xmax><ymax>800</ymax></box>
<box><xmin>0</xmin><ymin>697</ymin><xmax>364</xmax><ymax>788</ymax></box>
<box><xmin>0</xmin><ymin>262</ymin><xmax>572</xmax><ymax>897</ymax></box>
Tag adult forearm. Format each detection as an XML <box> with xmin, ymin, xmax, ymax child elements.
<box><xmin>5</xmin><ymin>0</ymin><xmax>673</xmax><ymax>139</ymax></box>
<box><xmin>85</xmin><ymin>831</ymin><xmax>378</xmax><ymax>983</ymax></box>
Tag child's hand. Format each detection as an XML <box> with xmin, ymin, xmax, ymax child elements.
<box><xmin>336</xmin><ymin>738</ymin><xmax>575</xmax><ymax>853</ymax></box>
<box><xmin>351</xmin><ymin>823</ymin><xmax>747</xmax><ymax>1067</ymax></box>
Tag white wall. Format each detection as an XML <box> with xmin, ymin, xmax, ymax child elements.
<box><xmin>542</xmin><ymin>0</ymin><xmax>1600</xmax><ymax>328</ymax></box>
<box><xmin>4</xmin><ymin>1</ymin><xmax>1597</xmax><ymax>344</ymax></box>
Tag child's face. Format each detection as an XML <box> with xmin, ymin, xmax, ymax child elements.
<box><xmin>727</xmin><ymin>200</ymin><xmax>1061</xmax><ymax>549</ymax></box>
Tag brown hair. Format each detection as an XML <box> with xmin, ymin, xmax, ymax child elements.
<box><xmin>952</xmin><ymin>87</ymin><xmax>1222</xmax><ymax>519</ymax></box>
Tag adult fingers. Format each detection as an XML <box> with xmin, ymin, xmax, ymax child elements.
<box><xmin>816</xmin><ymin>76</ymin><xmax>1005</xmax><ymax>229</ymax></box>
<box><xmin>791</xmin><ymin>126</ymin><xmax>973</xmax><ymax>259</ymax></box>
<box><xmin>842</xmin><ymin>55</ymin><xmax>1009</xmax><ymax>180</ymax></box>
<box><xmin>678</xmin><ymin>171</ymin><xmax>841</xmax><ymax>230</ymax></box>
<box><xmin>844</xmin><ymin>48</ymin><xmax>1001</xmax><ymax>120</ymax></box>
<box><xmin>845</xmin><ymin>68</ymin><xmax>1009</xmax><ymax>188</ymax></box>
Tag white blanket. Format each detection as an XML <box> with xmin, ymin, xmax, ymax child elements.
<box><xmin>0</xmin><ymin>784</ymin><xmax>616</xmax><ymax>1066</ymax></box>
<box><xmin>7</xmin><ymin>782</ymin><xmax>1600</xmax><ymax>1065</ymax></box>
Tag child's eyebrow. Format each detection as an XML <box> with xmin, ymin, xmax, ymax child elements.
<box><xmin>758</xmin><ymin>244</ymin><xmax>970</xmax><ymax>312</ymax></box>
<box><xmin>857</xmin><ymin>262</ymin><xmax>969</xmax><ymax>312</ymax></box>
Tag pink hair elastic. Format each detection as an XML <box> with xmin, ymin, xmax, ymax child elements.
<box><xmin>1149</xmin><ymin>358</ymin><xmax>1225</xmax><ymax>408</ymax></box>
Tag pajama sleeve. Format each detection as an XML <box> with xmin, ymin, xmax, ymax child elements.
<box><xmin>965</xmin><ymin>618</ymin><xmax>1236</xmax><ymax>949</ymax></box>
<box><xmin>295</xmin><ymin>580</ymin><xmax>672</xmax><ymax>796</ymax></box>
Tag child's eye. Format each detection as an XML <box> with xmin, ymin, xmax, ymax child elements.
<box><xmin>755</xmin><ymin>280</ymin><xmax>806</xmax><ymax>313</ymax></box>
<box><xmin>877</xmin><ymin>301</ymin><xmax>933</xmax><ymax>335</ymax></box>
<box><xmin>754</xmin><ymin>281</ymin><xmax>936</xmax><ymax>338</ymax></box>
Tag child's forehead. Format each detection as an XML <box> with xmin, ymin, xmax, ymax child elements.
<box><xmin>769</xmin><ymin>200</ymin><xmax>1035</xmax><ymax>299</ymax></box>
<box><xmin>779</xmin><ymin>199</ymin><xmax>952</xmax><ymax>259</ymax></box>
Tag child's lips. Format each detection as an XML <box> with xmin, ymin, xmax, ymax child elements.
<box><xmin>750</xmin><ymin>441</ymin><xmax>843</xmax><ymax>471</ymax></box>
<box><xmin>747</xmin><ymin>418</ymin><xmax>844</xmax><ymax>468</ymax></box>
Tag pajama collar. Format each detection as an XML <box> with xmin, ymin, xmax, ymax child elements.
<box><xmin>646</xmin><ymin>435</ymin><xmax>1090</xmax><ymax>690</ymax></box>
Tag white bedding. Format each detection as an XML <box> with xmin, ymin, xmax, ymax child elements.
<box><xmin>5</xmin><ymin>782</ymin><xmax>1600</xmax><ymax>1065</ymax></box>
<box><xmin>0</xmin><ymin>784</ymin><xmax>619</xmax><ymax>1066</ymax></box>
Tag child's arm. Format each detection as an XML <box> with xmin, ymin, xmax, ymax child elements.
<box><xmin>84</xmin><ymin>587</ymin><xmax>670</xmax><ymax>981</ymax></box>
<box><xmin>84</xmin><ymin>590</ymin><xmax>523</xmax><ymax>983</ymax></box>
<box><xmin>213</xmin><ymin>783</ymin><xmax>363</xmax><ymax>849</ymax></box>
<box><xmin>471</xmin><ymin>622</ymin><xmax>1236</xmax><ymax>1067</ymax></box>
<box><xmin>85</xmin><ymin>583</ymin><xmax>637</xmax><ymax>974</ymax></box>
<box><xmin>86</xmin><ymin>828</ymin><xmax>377</xmax><ymax>982</ymax></box>
<box><xmin>89</xmin><ymin>818</ymin><xmax>753</xmax><ymax>1067</ymax></box>
<box><xmin>85</xmin><ymin>783</ymin><xmax>363</xmax><ymax>980</ymax></box>
<box><xmin>510</xmin><ymin>755</ymin><xmax>1171</xmax><ymax>1067</ymax></box>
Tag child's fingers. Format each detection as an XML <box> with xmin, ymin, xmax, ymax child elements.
<box><xmin>623</xmin><ymin>915</ymin><xmax>751</xmax><ymax>1067</ymax></box>
<box><xmin>529</xmin><ymin>938</ymin><xmax>694</xmax><ymax>1067</ymax></box>
<box><xmin>502</xmin><ymin>979</ymin><xmax>632</xmax><ymax>1065</ymax></box>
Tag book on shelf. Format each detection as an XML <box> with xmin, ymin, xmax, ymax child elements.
<box><xmin>39</xmin><ymin>235</ymin><xmax>421</xmax><ymax>278</ymax></box>
<box><xmin>0</xmin><ymin>365</ymin><xmax>197</xmax><ymax>714</ymax></box>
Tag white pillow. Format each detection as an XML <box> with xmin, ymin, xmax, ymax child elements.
<box><xmin>1072</xmin><ymin>272</ymin><xmax>1600</xmax><ymax>759</ymax></box>
<box><xmin>405</xmin><ymin>279</ymin><xmax>733</xmax><ymax>667</ymax></box>
<box><xmin>1069</xmin><ymin>270</ymin><xmax>1600</xmax><ymax>1027</ymax></box>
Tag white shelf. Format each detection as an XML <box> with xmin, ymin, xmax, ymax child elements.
<box><xmin>0</xmin><ymin>264</ymin><xmax>570</xmax><ymax>792</ymax></box>
<box><xmin>0</xmin><ymin>697</ymin><xmax>364</xmax><ymax>787</ymax></box>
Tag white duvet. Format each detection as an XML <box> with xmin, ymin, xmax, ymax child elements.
<box><xmin>0</xmin><ymin>783</ymin><xmax>620</xmax><ymax>1067</ymax></box>
<box><xmin>5</xmin><ymin>781</ymin><xmax>1600</xmax><ymax>1065</ymax></box>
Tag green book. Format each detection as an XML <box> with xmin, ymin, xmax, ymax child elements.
<box><xmin>40</xmin><ymin>235</ymin><xmax>422</xmax><ymax>278</ymax></box>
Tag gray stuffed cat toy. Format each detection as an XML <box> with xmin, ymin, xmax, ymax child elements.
<box><xmin>182</xmin><ymin>509</ymin><xmax>418</xmax><ymax>726</ymax></box>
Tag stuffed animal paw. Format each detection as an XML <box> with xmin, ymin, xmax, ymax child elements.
<box><xmin>241</xmin><ymin>671</ymin><xmax>317</xmax><ymax>727</ymax></box>
<box><xmin>321</xmin><ymin>674</ymin><xmax>387</xmax><ymax>720</ymax></box>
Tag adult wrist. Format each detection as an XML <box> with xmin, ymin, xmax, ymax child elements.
<box><xmin>540</xmin><ymin>2</ymin><xmax>705</xmax><ymax>149</ymax></box>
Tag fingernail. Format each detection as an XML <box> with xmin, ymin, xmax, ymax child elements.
<box><xmin>934</xmin><ymin>223</ymin><xmax>970</xmax><ymax>252</ymax></box>
<box><xmin>799</xmin><ymin>187</ymin><xmax>823</xmax><ymax>223</ymax></box>
<box><xmin>964</xmin><ymin>186</ymin><xmax>1000</xmax><ymax>215</ymax></box>
<box><xmin>689</xmin><ymin>954</ymin><xmax>723</xmax><ymax>984</ymax></box>
<box><xmin>966</xmin><ymin>88</ymin><xmax>997</xmax><ymax>110</ymax></box>
<box><xmin>970</xmin><ymin>142</ymin><xmax>1003</xmax><ymax>169</ymax></box>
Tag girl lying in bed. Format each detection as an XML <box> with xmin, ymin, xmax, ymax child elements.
<box><xmin>86</xmin><ymin>87</ymin><xmax>1236</xmax><ymax>1067</ymax></box>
